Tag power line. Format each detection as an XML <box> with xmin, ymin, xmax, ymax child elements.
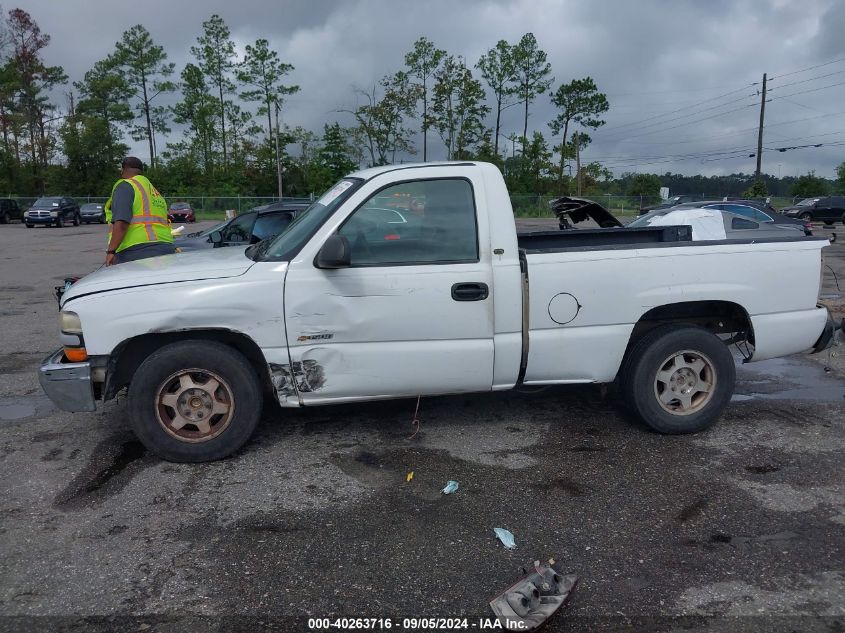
<box><xmin>599</xmin><ymin>102</ymin><xmax>759</xmax><ymax>142</ymax></box>
<box><xmin>605</xmin><ymin>83</ymin><xmax>752</xmax><ymax>97</ymax></box>
<box><xmin>769</xmin><ymin>79</ymin><xmax>845</xmax><ymax>102</ymax></box>
<box><xmin>596</xmin><ymin>84</ymin><xmax>756</xmax><ymax>135</ymax></box>
<box><xmin>768</xmin><ymin>56</ymin><xmax>845</xmax><ymax>80</ymax></box>
<box><xmin>767</xmin><ymin>68</ymin><xmax>845</xmax><ymax>92</ymax></box>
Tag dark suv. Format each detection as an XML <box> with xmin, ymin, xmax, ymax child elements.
<box><xmin>0</xmin><ymin>198</ymin><xmax>22</xmax><ymax>224</ymax></box>
<box><xmin>25</xmin><ymin>197</ymin><xmax>81</xmax><ymax>228</ymax></box>
<box><xmin>782</xmin><ymin>196</ymin><xmax>845</xmax><ymax>225</ymax></box>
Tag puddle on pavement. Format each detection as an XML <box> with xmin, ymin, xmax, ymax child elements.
<box><xmin>53</xmin><ymin>439</ymin><xmax>149</xmax><ymax>509</ymax></box>
<box><xmin>734</xmin><ymin>355</ymin><xmax>845</xmax><ymax>403</ymax></box>
<box><xmin>0</xmin><ymin>400</ymin><xmax>36</xmax><ymax>420</ymax></box>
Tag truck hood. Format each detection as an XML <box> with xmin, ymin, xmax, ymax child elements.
<box><xmin>62</xmin><ymin>247</ymin><xmax>256</xmax><ymax>305</ymax></box>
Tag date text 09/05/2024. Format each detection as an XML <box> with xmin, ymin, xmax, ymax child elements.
<box><xmin>308</xmin><ymin>618</ymin><xmax>527</xmax><ymax>630</ymax></box>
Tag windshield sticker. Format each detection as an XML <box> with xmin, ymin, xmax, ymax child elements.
<box><xmin>318</xmin><ymin>180</ymin><xmax>353</xmax><ymax>206</ymax></box>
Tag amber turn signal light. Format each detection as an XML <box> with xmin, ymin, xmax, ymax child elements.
<box><xmin>64</xmin><ymin>347</ymin><xmax>88</xmax><ymax>362</ymax></box>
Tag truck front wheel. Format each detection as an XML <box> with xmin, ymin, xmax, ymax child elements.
<box><xmin>127</xmin><ymin>341</ymin><xmax>263</xmax><ymax>462</ymax></box>
<box><xmin>620</xmin><ymin>325</ymin><xmax>735</xmax><ymax>434</ymax></box>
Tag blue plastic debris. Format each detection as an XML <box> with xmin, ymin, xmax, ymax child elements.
<box><xmin>441</xmin><ymin>480</ymin><xmax>459</xmax><ymax>495</ymax></box>
<box><xmin>494</xmin><ymin>528</ymin><xmax>517</xmax><ymax>550</ymax></box>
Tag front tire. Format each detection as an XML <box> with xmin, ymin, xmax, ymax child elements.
<box><xmin>620</xmin><ymin>325</ymin><xmax>735</xmax><ymax>434</ymax></box>
<box><xmin>127</xmin><ymin>341</ymin><xmax>263</xmax><ymax>462</ymax></box>
<box><xmin>55</xmin><ymin>215</ymin><xmax>64</xmax><ymax>228</ymax></box>
<box><xmin>0</xmin><ymin>211</ymin><xmax>8</xmax><ymax>224</ymax></box>
<box><xmin>25</xmin><ymin>224</ymin><xmax>33</xmax><ymax>228</ymax></box>
<box><xmin>72</xmin><ymin>212</ymin><xmax>80</xmax><ymax>226</ymax></box>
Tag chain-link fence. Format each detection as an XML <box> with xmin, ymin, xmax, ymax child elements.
<box><xmin>3</xmin><ymin>195</ymin><xmax>315</xmax><ymax>220</ymax></box>
<box><xmin>508</xmin><ymin>194</ymin><xmax>823</xmax><ymax>218</ymax></box>
<box><xmin>2</xmin><ymin>192</ymin><xmax>826</xmax><ymax>220</ymax></box>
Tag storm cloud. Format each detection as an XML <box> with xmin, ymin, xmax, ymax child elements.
<box><xmin>18</xmin><ymin>0</ymin><xmax>845</xmax><ymax>177</ymax></box>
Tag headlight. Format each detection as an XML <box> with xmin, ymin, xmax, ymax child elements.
<box><xmin>60</xmin><ymin>311</ymin><xmax>83</xmax><ymax>334</ymax></box>
<box><xmin>50</xmin><ymin>211</ymin><xmax>57</xmax><ymax>217</ymax></box>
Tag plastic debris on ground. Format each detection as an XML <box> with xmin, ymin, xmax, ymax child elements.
<box><xmin>441</xmin><ymin>480</ymin><xmax>459</xmax><ymax>494</ymax></box>
<box><xmin>489</xmin><ymin>559</ymin><xmax>578</xmax><ymax>631</ymax></box>
<box><xmin>494</xmin><ymin>528</ymin><xmax>517</xmax><ymax>550</ymax></box>
<box><xmin>406</xmin><ymin>471</ymin><xmax>414</xmax><ymax>482</ymax></box>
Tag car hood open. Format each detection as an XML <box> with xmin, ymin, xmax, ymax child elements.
<box><xmin>549</xmin><ymin>196</ymin><xmax>623</xmax><ymax>229</ymax></box>
<box><xmin>62</xmin><ymin>247</ymin><xmax>255</xmax><ymax>305</ymax></box>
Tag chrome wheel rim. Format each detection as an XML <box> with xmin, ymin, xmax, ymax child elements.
<box><xmin>155</xmin><ymin>369</ymin><xmax>234</xmax><ymax>442</ymax></box>
<box><xmin>653</xmin><ymin>350</ymin><xmax>716</xmax><ymax>416</ymax></box>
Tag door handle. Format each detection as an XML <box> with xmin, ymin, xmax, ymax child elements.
<box><xmin>451</xmin><ymin>282</ymin><xmax>489</xmax><ymax>301</ymax></box>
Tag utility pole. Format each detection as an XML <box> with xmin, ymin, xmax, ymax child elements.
<box><xmin>274</xmin><ymin>101</ymin><xmax>283</xmax><ymax>199</ymax></box>
<box><xmin>575</xmin><ymin>136</ymin><xmax>582</xmax><ymax>196</ymax></box>
<box><xmin>755</xmin><ymin>73</ymin><xmax>767</xmax><ymax>180</ymax></box>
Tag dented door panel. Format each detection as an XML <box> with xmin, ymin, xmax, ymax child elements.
<box><xmin>283</xmin><ymin>263</ymin><xmax>495</xmax><ymax>402</ymax></box>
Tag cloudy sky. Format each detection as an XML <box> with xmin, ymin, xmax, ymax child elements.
<box><xmin>17</xmin><ymin>0</ymin><xmax>845</xmax><ymax>178</ymax></box>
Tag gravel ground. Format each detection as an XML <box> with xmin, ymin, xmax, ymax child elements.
<box><xmin>0</xmin><ymin>218</ymin><xmax>842</xmax><ymax>632</ymax></box>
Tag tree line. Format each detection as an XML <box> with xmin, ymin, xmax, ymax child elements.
<box><xmin>0</xmin><ymin>9</ymin><xmax>618</xmax><ymax>198</ymax></box>
<box><xmin>0</xmin><ymin>7</ymin><xmax>840</xmax><ymax>201</ymax></box>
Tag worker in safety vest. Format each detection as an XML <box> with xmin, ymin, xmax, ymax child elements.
<box><xmin>104</xmin><ymin>156</ymin><xmax>175</xmax><ymax>266</ymax></box>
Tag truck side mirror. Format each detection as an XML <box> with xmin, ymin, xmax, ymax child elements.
<box><xmin>315</xmin><ymin>234</ymin><xmax>351</xmax><ymax>269</ymax></box>
<box><xmin>210</xmin><ymin>230</ymin><xmax>223</xmax><ymax>246</ymax></box>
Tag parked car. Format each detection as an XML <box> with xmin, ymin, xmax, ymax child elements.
<box><xmin>168</xmin><ymin>202</ymin><xmax>195</xmax><ymax>223</ymax></box>
<box><xmin>670</xmin><ymin>200</ymin><xmax>812</xmax><ymax>236</ymax></box>
<box><xmin>176</xmin><ymin>201</ymin><xmax>311</xmax><ymax>252</ymax></box>
<box><xmin>0</xmin><ymin>198</ymin><xmax>22</xmax><ymax>224</ymax></box>
<box><xmin>24</xmin><ymin>197</ymin><xmax>80</xmax><ymax>228</ymax></box>
<box><xmin>629</xmin><ymin>207</ymin><xmax>808</xmax><ymax>239</ymax></box>
<box><xmin>781</xmin><ymin>196</ymin><xmax>845</xmax><ymax>225</ymax></box>
<box><xmin>639</xmin><ymin>194</ymin><xmax>698</xmax><ymax>215</ymax></box>
<box><xmin>79</xmin><ymin>203</ymin><xmax>105</xmax><ymax>224</ymax></box>
<box><xmin>41</xmin><ymin>162</ymin><xmax>837</xmax><ymax>462</ymax></box>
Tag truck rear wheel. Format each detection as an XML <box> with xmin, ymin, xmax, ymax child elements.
<box><xmin>127</xmin><ymin>341</ymin><xmax>263</xmax><ymax>462</ymax></box>
<box><xmin>620</xmin><ymin>325</ymin><xmax>735</xmax><ymax>434</ymax></box>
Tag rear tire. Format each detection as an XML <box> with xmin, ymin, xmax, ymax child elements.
<box><xmin>127</xmin><ymin>341</ymin><xmax>263</xmax><ymax>462</ymax></box>
<box><xmin>620</xmin><ymin>324</ymin><xmax>735</xmax><ymax>434</ymax></box>
<box><xmin>25</xmin><ymin>224</ymin><xmax>33</xmax><ymax>228</ymax></box>
<box><xmin>824</xmin><ymin>220</ymin><xmax>834</xmax><ymax>226</ymax></box>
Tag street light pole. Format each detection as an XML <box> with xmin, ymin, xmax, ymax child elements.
<box><xmin>274</xmin><ymin>101</ymin><xmax>283</xmax><ymax>200</ymax></box>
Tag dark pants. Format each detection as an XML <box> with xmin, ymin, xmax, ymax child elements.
<box><xmin>115</xmin><ymin>242</ymin><xmax>177</xmax><ymax>264</ymax></box>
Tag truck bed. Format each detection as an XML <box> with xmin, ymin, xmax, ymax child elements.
<box><xmin>516</xmin><ymin>226</ymin><xmax>692</xmax><ymax>252</ymax></box>
<box><xmin>516</xmin><ymin>227</ymin><xmax>822</xmax><ymax>253</ymax></box>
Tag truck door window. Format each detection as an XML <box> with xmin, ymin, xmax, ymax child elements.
<box><xmin>339</xmin><ymin>178</ymin><xmax>478</xmax><ymax>266</ymax></box>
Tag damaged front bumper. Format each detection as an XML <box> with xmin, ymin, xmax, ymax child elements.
<box><xmin>811</xmin><ymin>307</ymin><xmax>843</xmax><ymax>354</ymax></box>
<box><xmin>38</xmin><ymin>349</ymin><xmax>96</xmax><ymax>412</ymax></box>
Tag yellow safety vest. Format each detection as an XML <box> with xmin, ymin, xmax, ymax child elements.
<box><xmin>105</xmin><ymin>175</ymin><xmax>172</xmax><ymax>252</ymax></box>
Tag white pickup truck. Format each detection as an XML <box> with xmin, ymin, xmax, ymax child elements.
<box><xmin>40</xmin><ymin>162</ymin><xmax>838</xmax><ymax>462</ymax></box>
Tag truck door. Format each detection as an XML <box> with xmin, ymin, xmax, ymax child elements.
<box><xmin>282</xmin><ymin>176</ymin><xmax>495</xmax><ymax>403</ymax></box>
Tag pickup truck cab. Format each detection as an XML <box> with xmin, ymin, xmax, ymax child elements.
<box><xmin>39</xmin><ymin>162</ymin><xmax>838</xmax><ymax>462</ymax></box>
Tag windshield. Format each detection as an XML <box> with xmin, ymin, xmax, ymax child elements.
<box><xmin>796</xmin><ymin>198</ymin><xmax>819</xmax><ymax>206</ymax></box>
<box><xmin>34</xmin><ymin>197</ymin><xmax>61</xmax><ymax>207</ymax></box>
<box><xmin>627</xmin><ymin>210</ymin><xmax>669</xmax><ymax>228</ymax></box>
<box><xmin>259</xmin><ymin>178</ymin><xmax>363</xmax><ymax>261</ymax></box>
<box><xmin>81</xmin><ymin>203</ymin><xmax>102</xmax><ymax>210</ymax></box>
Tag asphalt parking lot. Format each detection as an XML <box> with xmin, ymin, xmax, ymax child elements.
<box><xmin>0</xmin><ymin>219</ymin><xmax>843</xmax><ymax>632</ymax></box>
